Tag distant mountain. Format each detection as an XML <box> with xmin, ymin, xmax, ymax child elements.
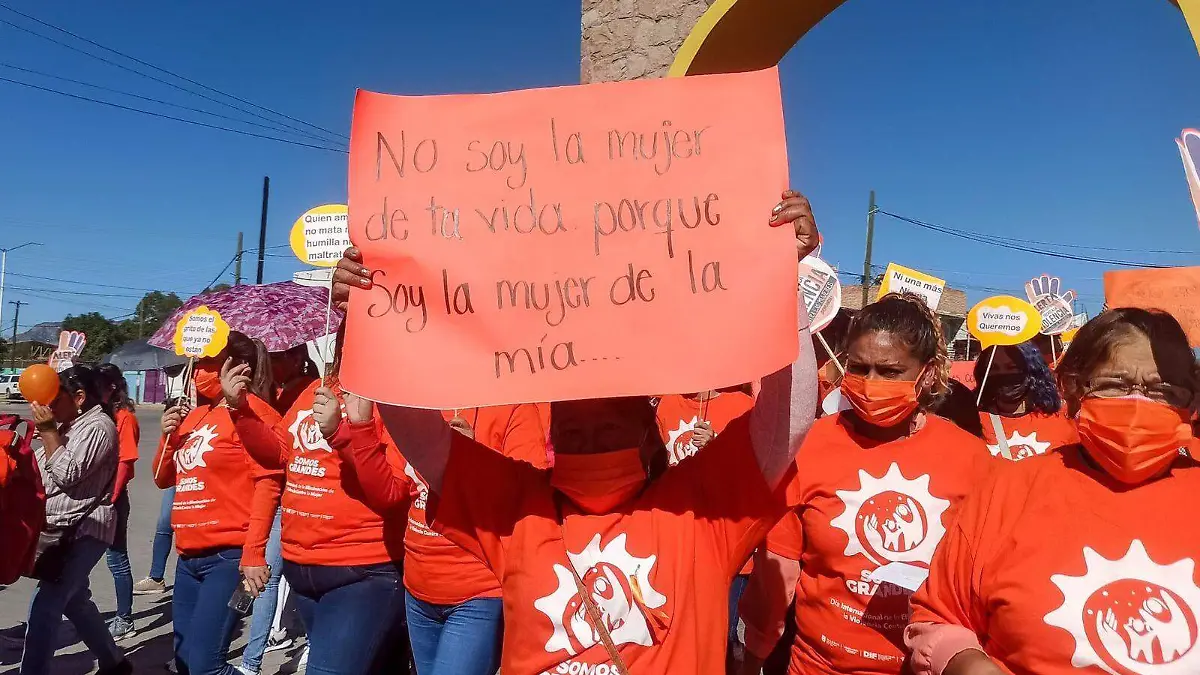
<box><xmin>13</xmin><ymin>322</ymin><xmax>61</xmax><ymax>345</ymax></box>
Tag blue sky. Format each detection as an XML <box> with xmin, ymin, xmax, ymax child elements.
<box><xmin>1</xmin><ymin>0</ymin><xmax>1198</xmax><ymax>333</ymax></box>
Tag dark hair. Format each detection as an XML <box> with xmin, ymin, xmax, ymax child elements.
<box><xmin>96</xmin><ymin>363</ymin><xmax>136</xmax><ymax>413</ymax></box>
<box><xmin>930</xmin><ymin>378</ymin><xmax>985</xmax><ymax>437</ymax></box>
<box><xmin>58</xmin><ymin>365</ymin><xmax>109</xmax><ymax>416</ymax></box>
<box><xmin>223</xmin><ymin>331</ymin><xmax>273</xmax><ymax>401</ymax></box>
<box><xmin>974</xmin><ymin>342</ymin><xmax>1061</xmax><ymax>414</ymax></box>
<box><xmin>841</xmin><ymin>292</ymin><xmax>950</xmax><ymax>404</ymax></box>
<box><xmin>1057</xmin><ymin>308</ymin><xmax>1198</xmax><ymax>415</ymax></box>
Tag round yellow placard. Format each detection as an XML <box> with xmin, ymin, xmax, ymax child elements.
<box><xmin>290</xmin><ymin>204</ymin><xmax>351</xmax><ymax>268</ymax></box>
<box><xmin>173</xmin><ymin>306</ymin><xmax>231</xmax><ymax>358</ymax></box>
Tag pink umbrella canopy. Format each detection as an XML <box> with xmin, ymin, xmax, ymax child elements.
<box><xmin>148</xmin><ymin>281</ymin><xmax>343</xmax><ymax>353</ymax></box>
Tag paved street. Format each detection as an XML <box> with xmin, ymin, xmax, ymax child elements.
<box><xmin>0</xmin><ymin>404</ymin><xmax>306</xmax><ymax>675</ymax></box>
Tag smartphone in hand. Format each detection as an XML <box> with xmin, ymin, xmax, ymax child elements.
<box><xmin>228</xmin><ymin>584</ymin><xmax>255</xmax><ymax>615</ymax></box>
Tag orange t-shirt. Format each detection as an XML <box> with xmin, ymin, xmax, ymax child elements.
<box><xmin>401</xmin><ymin>405</ymin><xmax>547</xmax><ymax>605</ymax></box>
<box><xmin>978</xmin><ymin>410</ymin><xmax>1079</xmax><ymax>461</ymax></box>
<box><xmin>910</xmin><ymin>447</ymin><xmax>1200</xmax><ymax>675</ymax></box>
<box><xmin>429</xmin><ymin>415</ymin><xmax>785</xmax><ymax>675</ymax></box>
<box><xmin>115</xmin><ymin>408</ymin><xmax>140</xmax><ymax>463</ymax></box>
<box><xmin>770</xmin><ymin>413</ymin><xmax>992</xmax><ymax>675</ymax></box>
<box><xmin>655</xmin><ymin>392</ymin><xmax>753</xmax><ymax>467</ymax></box>
<box><xmin>155</xmin><ymin>397</ymin><xmax>283</xmax><ymax>556</ymax></box>
<box><xmin>238</xmin><ymin>381</ymin><xmax>408</xmax><ymax>567</ymax></box>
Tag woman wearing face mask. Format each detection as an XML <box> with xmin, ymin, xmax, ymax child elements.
<box><xmin>974</xmin><ymin>342</ymin><xmax>1076</xmax><ymax>461</ymax></box>
<box><xmin>326</xmin><ymin>191</ymin><xmax>820</xmax><ymax>674</ymax></box>
<box><xmin>222</xmin><ymin>332</ymin><xmax>413</xmax><ymax>675</ymax></box>
<box><xmin>151</xmin><ymin>331</ymin><xmax>283</xmax><ymax>675</ymax></box>
<box><xmin>270</xmin><ymin>344</ymin><xmax>319</xmax><ymax>415</ymax></box>
<box><xmin>21</xmin><ymin>366</ymin><xmax>131</xmax><ymax>675</ymax></box>
<box><xmin>95</xmin><ymin>363</ymin><xmax>141</xmax><ymax>641</ymax></box>
<box><xmin>737</xmin><ymin>293</ymin><xmax>992</xmax><ymax>675</ymax></box>
<box><xmin>906</xmin><ymin>308</ymin><xmax>1200</xmax><ymax>675</ymax></box>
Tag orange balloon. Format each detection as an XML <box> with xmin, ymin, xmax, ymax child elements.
<box><xmin>19</xmin><ymin>364</ymin><xmax>60</xmax><ymax>406</ymax></box>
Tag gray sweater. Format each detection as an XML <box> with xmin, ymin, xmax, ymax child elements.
<box><xmin>36</xmin><ymin>405</ymin><xmax>119</xmax><ymax>544</ymax></box>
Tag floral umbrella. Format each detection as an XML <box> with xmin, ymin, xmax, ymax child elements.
<box><xmin>148</xmin><ymin>281</ymin><xmax>343</xmax><ymax>352</ymax></box>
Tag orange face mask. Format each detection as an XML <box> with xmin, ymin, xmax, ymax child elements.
<box><xmin>1077</xmin><ymin>396</ymin><xmax>1191</xmax><ymax>484</ymax></box>
<box><xmin>550</xmin><ymin>448</ymin><xmax>646</xmax><ymax>514</ymax></box>
<box><xmin>841</xmin><ymin>372</ymin><xmax>922</xmax><ymax>428</ymax></box>
<box><xmin>193</xmin><ymin>362</ymin><xmax>224</xmax><ymax>400</ymax></box>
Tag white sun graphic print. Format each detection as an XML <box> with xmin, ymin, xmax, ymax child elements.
<box><xmin>988</xmin><ymin>430</ymin><xmax>1052</xmax><ymax>461</ymax></box>
<box><xmin>1044</xmin><ymin>540</ymin><xmax>1200</xmax><ymax>675</ymax></box>
<box><xmin>533</xmin><ymin>533</ymin><xmax>667</xmax><ymax>657</ymax></box>
<box><xmin>666</xmin><ymin>416</ymin><xmax>701</xmax><ymax>465</ymax></box>
<box><xmin>289</xmin><ymin>408</ymin><xmax>334</xmax><ymax>454</ymax></box>
<box><xmin>830</xmin><ymin>462</ymin><xmax>950</xmax><ymax>567</ymax></box>
<box><xmin>175</xmin><ymin>424</ymin><xmax>218</xmax><ymax>472</ymax></box>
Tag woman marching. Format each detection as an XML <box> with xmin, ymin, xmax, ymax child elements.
<box><xmin>95</xmin><ymin>363</ymin><xmax>141</xmax><ymax>641</ymax></box>
<box><xmin>326</xmin><ymin>190</ymin><xmax>820</xmax><ymax>674</ymax></box>
<box><xmin>221</xmin><ymin>332</ymin><xmax>411</xmax><ymax>675</ymax></box>
<box><xmin>737</xmin><ymin>293</ymin><xmax>993</xmax><ymax>675</ymax></box>
<box><xmin>151</xmin><ymin>332</ymin><xmax>282</xmax><ymax>675</ymax></box>
<box><xmin>974</xmin><ymin>342</ymin><xmax>1077</xmax><ymax>461</ymax></box>
<box><xmin>906</xmin><ymin>308</ymin><xmax>1200</xmax><ymax>675</ymax></box>
<box><xmin>21</xmin><ymin>366</ymin><xmax>130</xmax><ymax>675</ymax></box>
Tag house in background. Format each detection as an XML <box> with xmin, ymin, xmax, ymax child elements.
<box><xmin>2</xmin><ymin>322</ymin><xmax>61</xmax><ymax>374</ymax></box>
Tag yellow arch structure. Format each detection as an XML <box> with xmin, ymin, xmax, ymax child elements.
<box><xmin>669</xmin><ymin>0</ymin><xmax>1200</xmax><ymax>77</ymax></box>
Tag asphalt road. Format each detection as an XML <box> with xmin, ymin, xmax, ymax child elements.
<box><xmin>0</xmin><ymin>404</ymin><xmax>306</xmax><ymax>675</ymax></box>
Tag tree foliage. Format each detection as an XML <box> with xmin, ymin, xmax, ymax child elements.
<box><xmin>59</xmin><ymin>290</ymin><xmax>187</xmax><ymax>362</ymax></box>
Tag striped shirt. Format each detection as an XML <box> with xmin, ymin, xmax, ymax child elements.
<box><xmin>36</xmin><ymin>405</ymin><xmax>119</xmax><ymax>544</ymax></box>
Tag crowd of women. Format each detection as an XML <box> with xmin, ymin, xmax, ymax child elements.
<box><xmin>1</xmin><ymin>189</ymin><xmax>1198</xmax><ymax>675</ymax></box>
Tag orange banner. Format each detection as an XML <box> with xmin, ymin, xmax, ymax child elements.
<box><xmin>341</xmin><ymin>68</ymin><xmax>796</xmax><ymax>408</ymax></box>
<box><xmin>1104</xmin><ymin>267</ymin><xmax>1200</xmax><ymax>346</ymax></box>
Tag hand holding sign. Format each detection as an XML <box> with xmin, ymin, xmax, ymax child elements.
<box><xmin>49</xmin><ymin>331</ymin><xmax>87</xmax><ymax>372</ymax></box>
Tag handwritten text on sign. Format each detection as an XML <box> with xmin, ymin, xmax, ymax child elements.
<box><xmin>1104</xmin><ymin>267</ymin><xmax>1200</xmax><ymax>347</ymax></box>
<box><xmin>341</xmin><ymin>69</ymin><xmax>796</xmax><ymax>408</ymax></box>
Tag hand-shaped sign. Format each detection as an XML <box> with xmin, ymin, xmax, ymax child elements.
<box><xmin>1024</xmin><ymin>274</ymin><xmax>1075</xmax><ymax>335</ymax></box>
<box><xmin>48</xmin><ymin>330</ymin><xmax>87</xmax><ymax>372</ymax></box>
<box><xmin>1176</xmin><ymin>129</ymin><xmax>1200</xmax><ymax>230</ymax></box>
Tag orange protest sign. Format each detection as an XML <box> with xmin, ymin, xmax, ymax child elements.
<box><xmin>1104</xmin><ymin>267</ymin><xmax>1200</xmax><ymax>346</ymax></box>
<box><xmin>341</xmin><ymin>68</ymin><xmax>796</xmax><ymax>408</ymax></box>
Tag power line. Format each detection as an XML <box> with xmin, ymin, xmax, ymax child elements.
<box><xmin>0</xmin><ymin>62</ymin><xmax>342</xmax><ymax>142</ymax></box>
<box><xmin>5</xmin><ymin>272</ymin><xmax>174</xmax><ymax>293</ymax></box>
<box><xmin>0</xmin><ymin>7</ymin><xmax>347</xmax><ymax>144</ymax></box>
<box><xmin>875</xmin><ymin>210</ymin><xmax>1170</xmax><ymax>269</ymax></box>
<box><xmin>0</xmin><ymin>74</ymin><xmax>348</xmax><ymax>153</ymax></box>
<box><xmin>5</xmin><ymin>285</ymin><xmax>143</xmax><ymax>299</ymax></box>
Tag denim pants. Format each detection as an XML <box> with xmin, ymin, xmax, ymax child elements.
<box><xmin>404</xmin><ymin>591</ymin><xmax>503</xmax><ymax>675</ymax></box>
<box><xmin>241</xmin><ymin>509</ymin><xmax>283</xmax><ymax>672</ymax></box>
<box><xmin>106</xmin><ymin>491</ymin><xmax>134</xmax><ymax>619</ymax></box>
<box><xmin>149</xmin><ymin>486</ymin><xmax>176</xmax><ymax>581</ymax></box>
<box><xmin>284</xmin><ymin>560</ymin><xmax>405</xmax><ymax>675</ymax></box>
<box><xmin>728</xmin><ymin>573</ymin><xmax>749</xmax><ymax>644</ymax></box>
<box><xmin>22</xmin><ymin>535</ymin><xmax>124</xmax><ymax>675</ymax></box>
<box><xmin>173</xmin><ymin>548</ymin><xmax>242</xmax><ymax>675</ymax></box>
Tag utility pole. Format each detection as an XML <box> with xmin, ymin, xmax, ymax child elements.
<box><xmin>234</xmin><ymin>232</ymin><xmax>245</xmax><ymax>286</ymax></box>
<box><xmin>256</xmin><ymin>176</ymin><xmax>270</xmax><ymax>284</ymax></box>
<box><xmin>862</xmin><ymin>190</ymin><xmax>876</xmax><ymax>308</ymax></box>
<box><xmin>0</xmin><ymin>242</ymin><xmax>41</xmax><ymax>345</ymax></box>
<box><xmin>9</xmin><ymin>300</ymin><xmax>24</xmax><ymax>372</ymax></box>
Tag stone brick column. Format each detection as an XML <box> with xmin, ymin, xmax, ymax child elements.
<box><xmin>581</xmin><ymin>0</ymin><xmax>713</xmax><ymax>83</ymax></box>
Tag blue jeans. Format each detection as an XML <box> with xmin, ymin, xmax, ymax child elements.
<box><xmin>173</xmin><ymin>548</ymin><xmax>242</xmax><ymax>675</ymax></box>
<box><xmin>729</xmin><ymin>573</ymin><xmax>749</xmax><ymax>644</ymax></box>
<box><xmin>284</xmin><ymin>560</ymin><xmax>405</xmax><ymax>675</ymax></box>
<box><xmin>242</xmin><ymin>510</ymin><xmax>283</xmax><ymax>672</ymax></box>
<box><xmin>22</xmin><ymin>535</ymin><xmax>124</xmax><ymax>675</ymax></box>
<box><xmin>149</xmin><ymin>486</ymin><xmax>176</xmax><ymax>581</ymax></box>
<box><xmin>404</xmin><ymin>592</ymin><xmax>502</xmax><ymax>675</ymax></box>
<box><xmin>106</xmin><ymin>491</ymin><xmax>134</xmax><ymax>619</ymax></box>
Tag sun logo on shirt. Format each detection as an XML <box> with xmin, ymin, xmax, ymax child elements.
<box><xmin>987</xmin><ymin>430</ymin><xmax>1051</xmax><ymax>461</ymax></box>
<box><xmin>533</xmin><ymin>533</ymin><xmax>668</xmax><ymax>658</ymax></box>
<box><xmin>666</xmin><ymin>416</ymin><xmax>702</xmax><ymax>465</ymax></box>
<box><xmin>1044</xmin><ymin>540</ymin><xmax>1200</xmax><ymax>675</ymax></box>
<box><xmin>289</xmin><ymin>408</ymin><xmax>334</xmax><ymax>454</ymax></box>
<box><xmin>175</xmin><ymin>424</ymin><xmax>218</xmax><ymax>473</ymax></box>
<box><xmin>829</xmin><ymin>462</ymin><xmax>949</xmax><ymax>568</ymax></box>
